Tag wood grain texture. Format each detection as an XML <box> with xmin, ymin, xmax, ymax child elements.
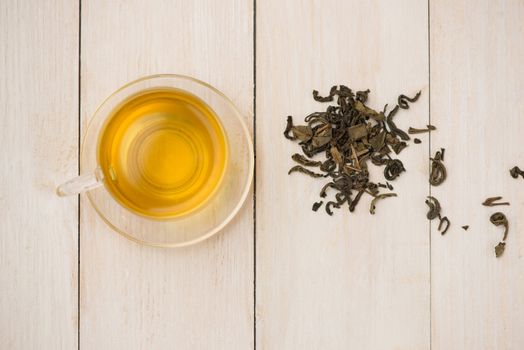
<box><xmin>4</xmin><ymin>1</ymin><xmax>524</xmax><ymax>348</ymax></box>
<box><xmin>256</xmin><ymin>1</ymin><xmax>430</xmax><ymax>349</ymax></box>
<box><xmin>0</xmin><ymin>0</ymin><xmax>79</xmax><ymax>349</ymax></box>
<box><xmin>80</xmin><ymin>0</ymin><xmax>253</xmax><ymax>349</ymax></box>
<box><xmin>430</xmin><ymin>1</ymin><xmax>524</xmax><ymax>349</ymax></box>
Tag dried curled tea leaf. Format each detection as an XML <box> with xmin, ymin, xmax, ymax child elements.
<box><xmin>425</xmin><ymin>196</ymin><xmax>449</xmax><ymax>234</ymax></box>
<box><xmin>438</xmin><ymin>216</ymin><xmax>450</xmax><ymax>235</ymax></box>
<box><xmin>335</xmin><ymin>192</ymin><xmax>348</xmax><ymax>206</ymax></box>
<box><xmin>509</xmin><ymin>166</ymin><xmax>524</xmax><ymax>179</ymax></box>
<box><xmin>429</xmin><ymin>148</ymin><xmax>446</xmax><ymax>186</ymax></box>
<box><xmin>283</xmin><ymin>116</ymin><xmax>294</xmax><ymax>140</ymax></box>
<box><xmin>482</xmin><ymin>196</ymin><xmax>510</xmax><ymax>207</ymax></box>
<box><xmin>386</xmin><ymin>105</ymin><xmax>410</xmax><ymax>141</ymax></box>
<box><xmin>325</xmin><ymin>201</ymin><xmax>339</xmax><ymax>216</ymax></box>
<box><xmin>490</xmin><ymin>212</ymin><xmax>509</xmax><ymax>242</ymax></box>
<box><xmin>312</xmin><ymin>86</ymin><xmax>336</xmax><ymax>102</ymax></box>
<box><xmin>355</xmin><ymin>89</ymin><xmax>370</xmax><ymax>103</ymax></box>
<box><xmin>384</xmin><ymin>159</ymin><xmax>405</xmax><ymax>181</ymax></box>
<box><xmin>356</xmin><ymin>89</ymin><xmax>370</xmax><ymax>102</ymax></box>
<box><xmin>398</xmin><ymin>91</ymin><xmax>421</xmax><ymax>109</ymax></box>
<box><xmin>312</xmin><ymin>201</ymin><xmax>323</xmax><ymax>212</ymax></box>
<box><xmin>371</xmin><ymin>153</ymin><xmax>389</xmax><ymax>166</ymax></box>
<box><xmin>425</xmin><ymin>196</ymin><xmax>441</xmax><ymax>220</ymax></box>
<box><xmin>369</xmin><ymin>193</ymin><xmax>397</xmax><ymax>215</ymax></box>
<box><xmin>337</xmin><ymin>85</ymin><xmax>353</xmax><ymax>97</ymax></box>
<box><xmin>377</xmin><ymin>182</ymin><xmax>394</xmax><ymax>190</ymax></box>
<box><xmin>462</xmin><ymin>225</ymin><xmax>469</xmax><ymax>231</ymax></box>
<box><xmin>348</xmin><ymin>190</ymin><xmax>365</xmax><ymax>212</ymax></box>
<box><xmin>292</xmin><ymin>153</ymin><xmax>322</xmax><ymax>167</ymax></box>
<box><xmin>495</xmin><ymin>242</ymin><xmax>506</xmax><ymax>258</ymax></box>
<box><xmin>288</xmin><ymin>166</ymin><xmax>325</xmax><ymax>178</ymax></box>
<box><xmin>490</xmin><ymin>212</ymin><xmax>509</xmax><ymax>258</ymax></box>
<box><xmin>408</xmin><ymin>125</ymin><xmax>436</xmax><ymax>134</ymax></box>
<box><xmin>319</xmin><ymin>182</ymin><xmax>336</xmax><ymax>198</ymax></box>
<box><xmin>300</xmin><ymin>144</ymin><xmax>316</xmax><ymax>158</ymax></box>
<box><xmin>414</xmin><ymin>138</ymin><xmax>422</xmax><ymax>144</ymax></box>
<box><xmin>320</xmin><ymin>160</ymin><xmax>336</xmax><ymax>173</ymax></box>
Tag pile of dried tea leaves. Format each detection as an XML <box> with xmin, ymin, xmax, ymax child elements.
<box><xmin>283</xmin><ymin>85</ymin><xmax>421</xmax><ymax>216</ymax></box>
<box><xmin>282</xmin><ymin>85</ymin><xmax>523</xmax><ymax>259</ymax></box>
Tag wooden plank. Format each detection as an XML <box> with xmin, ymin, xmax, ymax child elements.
<box><xmin>80</xmin><ymin>0</ymin><xmax>253</xmax><ymax>349</ymax></box>
<box><xmin>0</xmin><ymin>0</ymin><xmax>79</xmax><ymax>348</ymax></box>
<box><xmin>256</xmin><ymin>1</ymin><xmax>429</xmax><ymax>349</ymax></box>
<box><xmin>430</xmin><ymin>1</ymin><xmax>524</xmax><ymax>348</ymax></box>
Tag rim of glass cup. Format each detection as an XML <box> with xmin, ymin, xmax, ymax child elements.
<box><xmin>81</xmin><ymin>74</ymin><xmax>254</xmax><ymax>247</ymax></box>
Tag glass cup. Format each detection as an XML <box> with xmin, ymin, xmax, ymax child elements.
<box><xmin>57</xmin><ymin>74</ymin><xmax>254</xmax><ymax>247</ymax></box>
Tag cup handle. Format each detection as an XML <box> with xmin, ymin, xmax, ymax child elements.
<box><xmin>56</xmin><ymin>167</ymin><xmax>104</xmax><ymax>196</ymax></box>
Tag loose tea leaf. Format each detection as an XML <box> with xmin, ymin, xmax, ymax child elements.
<box><xmin>384</xmin><ymin>159</ymin><xmax>405</xmax><ymax>180</ymax></box>
<box><xmin>438</xmin><ymin>216</ymin><xmax>450</xmax><ymax>235</ymax></box>
<box><xmin>425</xmin><ymin>196</ymin><xmax>441</xmax><ymax>220</ymax></box>
<box><xmin>311</xmin><ymin>124</ymin><xmax>332</xmax><ymax>147</ymax></box>
<box><xmin>330</xmin><ymin>146</ymin><xmax>344</xmax><ymax>165</ymax></box>
<box><xmin>495</xmin><ymin>242</ymin><xmax>506</xmax><ymax>258</ymax></box>
<box><xmin>326</xmin><ymin>201</ymin><xmax>339</xmax><ymax>216</ymax></box>
<box><xmin>408</xmin><ymin>125</ymin><xmax>436</xmax><ymax>134</ymax></box>
<box><xmin>283</xmin><ymin>85</ymin><xmax>423</xmax><ymax>215</ymax></box>
<box><xmin>356</xmin><ymin>89</ymin><xmax>370</xmax><ymax>102</ymax></box>
<box><xmin>354</xmin><ymin>101</ymin><xmax>384</xmax><ymax>121</ymax></box>
<box><xmin>462</xmin><ymin>225</ymin><xmax>469</xmax><ymax>231</ymax></box>
<box><xmin>429</xmin><ymin>148</ymin><xmax>446</xmax><ymax>186</ymax></box>
<box><xmin>288</xmin><ymin>166</ymin><xmax>325</xmax><ymax>178</ymax></box>
<box><xmin>490</xmin><ymin>212</ymin><xmax>509</xmax><ymax>242</ymax></box>
<box><xmin>398</xmin><ymin>91</ymin><xmax>421</xmax><ymax>109</ymax></box>
<box><xmin>377</xmin><ymin>182</ymin><xmax>394</xmax><ymax>190</ymax></box>
<box><xmin>292</xmin><ymin>153</ymin><xmax>322</xmax><ymax>167</ymax></box>
<box><xmin>490</xmin><ymin>212</ymin><xmax>509</xmax><ymax>257</ymax></box>
<box><xmin>414</xmin><ymin>138</ymin><xmax>422</xmax><ymax>144</ymax></box>
<box><xmin>386</xmin><ymin>105</ymin><xmax>410</xmax><ymax>141</ymax></box>
<box><xmin>319</xmin><ymin>182</ymin><xmax>336</xmax><ymax>198</ymax></box>
<box><xmin>283</xmin><ymin>116</ymin><xmax>294</xmax><ymax>140</ymax></box>
<box><xmin>312</xmin><ymin>201</ymin><xmax>323</xmax><ymax>212</ymax></box>
<box><xmin>347</xmin><ymin>124</ymin><xmax>368</xmax><ymax>140</ymax></box>
<box><xmin>292</xmin><ymin>125</ymin><xmax>313</xmax><ymax>142</ymax></box>
<box><xmin>509</xmin><ymin>166</ymin><xmax>524</xmax><ymax>179</ymax></box>
<box><xmin>391</xmin><ymin>141</ymin><xmax>408</xmax><ymax>155</ymax></box>
<box><xmin>348</xmin><ymin>190</ymin><xmax>364</xmax><ymax>212</ymax></box>
<box><xmin>425</xmin><ymin>196</ymin><xmax>450</xmax><ymax>234</ymax></box>
<box><xmin>313</xmin><ymin>87</ymin><xmax>336</xmax><ymax>102</ymax></box>
<box><xmin>369</xmin><ymin>193</ymin><xmax>397</xmax><ymax>214</ymax></box>
<box><xmin>482</xmin><ymin>196</ymin><xmax>510</xmax><ymax>207</ymax></box>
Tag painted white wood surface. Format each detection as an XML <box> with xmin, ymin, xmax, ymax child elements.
<box><xmin>257</xmin><ymin>1</ymin><xmax>430</xmax><ymax>349</ymax></box>
<box><xmin>431</xmin><ymin>1</ymin><xmax>524</xmax><ymax>349</ymax></box>
<box><xmin>0</xmin><ymin>0</ymin><xmax>79</xmax><ymax>349</ymax></box>
<box><xmin>79</xmin><ymin>0</ymin><xmax>253</xmax><ymax>349</ymax></box>
<box><xmin>3</xmin><ymin>0</ymin><xmax>524</xmax><ymax>349</ymax></box>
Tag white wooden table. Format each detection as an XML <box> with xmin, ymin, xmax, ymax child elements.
<box><xmin>1</xmin><ymin>0</ymin><xmax>524</xmax><ymax>349</ymax></box>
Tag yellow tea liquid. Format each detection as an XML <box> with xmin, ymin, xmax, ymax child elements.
<box><xmin>97</xmin><ymin>88</ymin><xmax>228</xmax><ymax>219</ymax></box>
